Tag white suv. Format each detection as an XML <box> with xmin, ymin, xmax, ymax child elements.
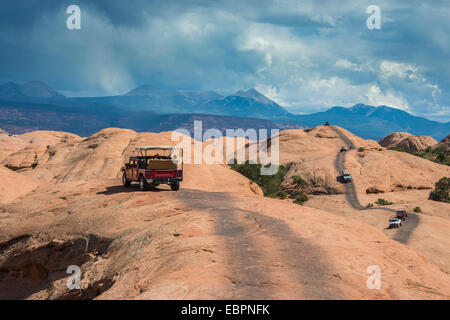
<box><xmin>388</xmin><ymin>218</ymin><xmax>402</xmax><ymax>229</ymax></box>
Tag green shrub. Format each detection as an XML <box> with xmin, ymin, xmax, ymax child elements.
<box><xmin>437</xmin><ymin>152</ymin><xmax>447</xmax><ymax>163</ymax></box>
<box><xmin>413</xmin><ymin>206</ymin><xmax>422</xmax><ymax>213</ymax></box>
<box><xmin>277</xmin><ymin>190</ymin><xmax>288</xmax><ymax>199</ymax></box>
<box><xmin>366</xmin><ymin>203</ymin><xmax>374</xmax><ymax>208</ymax></box>
<box><xmin>375</xmin><ymin>198</ymin><xmax>393</xmax><ymax>206</ymax></box>
<box><xmin>230</xmin><ymin>160</ymin><xmax>287</xmax><ymax>196</ymax></box>
<box><xmin>295</xmin><ymin>192</ymin><xmax>309</xmax><ymax>205</ymax></box>
<box><xmin>429</xmin><ymin>177</ymin><xmax>450</xmax><ymax>203</ymax></box>
<box><xmin>292</xmin><ymin>175</ymin><xmax>307</xmax><ymax>186</ymax></box>
<box><xmin>358</xmin><ymin>147</ymin><xmax>365</xmax><ymax>152</ymax></box>
<box><xmin>388</xmin><ymin>146</ymin><xmax>449</xmax><ymax>166</ymax></box>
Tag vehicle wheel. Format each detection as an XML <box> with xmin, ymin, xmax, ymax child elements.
<box><xmin>170</xmin><ymin>181</ymin><xmax>180</xmax><ymax>191</ymax></box>
<box><xmin>122</xmin><ymin>172</ymin><xmax>130</xmax><ymax>187</ymax></box>
<box><xmin>139</xmin><ymin>175</ymin><xmax>148</xmax><ymax>191</ymax></box>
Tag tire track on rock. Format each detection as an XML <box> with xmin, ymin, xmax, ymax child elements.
<box><xmin>331</xmin><ymin>126</ymin><xmax>419</xmax><ymax>244</ymax></box>
<box><xmin>178</xmin><ymin>189</ymin><xmax>343</xmax><ymax>299</ymax></box>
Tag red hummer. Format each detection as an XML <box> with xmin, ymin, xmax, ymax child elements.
<box><xmin>122</xmin><ymin>146</ymin><xmax>183</xmax><ymax>191</ymax></box>
<box><xmin>395</xmin><ymin>208</ymin><xmax>408</xmax><ymax>221</ymax></box>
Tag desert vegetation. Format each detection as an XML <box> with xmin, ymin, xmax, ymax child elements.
<box><xmin>229</xmin><ymin>160</ymin><xmax>287</xmax><ymax>197</ymax></box>
<box><xmin>229</xmin><ymin>161</ymin><xmax>310</xmax><ymax>205</ymax></box>
<box><xmin>428</xmin><ymin>177</ymin><xmax>450</xmax><ymax>203</ymax></box>
<box><xmin>293</xmin><ymin>191</ymin><xmax>309</xmax><ymax>205</ymax></box>
<box><xmin>292</xmin><ymin>175</ymin><xmax>307</xmax><ymax>186</ymax></box>
<box><xmin>388</xmin><ymin>146</ymin><xmax>449</xmax><ymax>166</ymax></box>
<box><xmin>375</xmin><ymin>198</ymin><xmax>393</xmax><ymax>206</ymax></box>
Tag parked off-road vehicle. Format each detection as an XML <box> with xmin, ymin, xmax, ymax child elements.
<box><xmin>395</xmin><ymin>208</ymin><xmax>408</xmax><ymax>221</ymax></box>
<box><xmin>388</xmin><ymin>217</ymin><xmax>402</xmax><ymax>229</ymax></box>
<box><xmin>122</xmin><ymin>146</ymin><xmax>183</xmax><ymax>191</ymax></box>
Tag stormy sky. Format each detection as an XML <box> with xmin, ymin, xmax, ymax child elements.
<box><xmin>0</xmin><ymin>0</ymin><xmax>449</xmax><ymax>121</ymax></box>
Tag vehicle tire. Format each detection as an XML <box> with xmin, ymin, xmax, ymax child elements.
<box><xmin>122</xmin><ymin>172</ymin><xmax>130</xmax><ymax>187</ymax></box>
<box><xmin>170</xmin><ymin>181</ymin><xmax>180</xmax><ymax>191</ymax></box>
<box><xmin>139</xmin><ymin>175</ymin><xmax>148</xmax><ymax>191</ymax></box>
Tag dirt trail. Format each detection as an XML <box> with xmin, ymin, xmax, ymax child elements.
<box><xmin>331</xmin><ymin>126</ymin><xmax>419</xmax><ymax>244</ymax></box>
<box><xmin>177</xmin><ymin>189</ymin><xmax>342</xmax><ymax>299</ymax></box>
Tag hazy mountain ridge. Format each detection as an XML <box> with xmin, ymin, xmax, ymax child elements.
<box><xmin>0</xmin><ymin>81</ymin><xmax>66</xmax><ymax>100</ymax></box>
<box><xmin>0</xmin><ymin>82</ymin><xmax>448</xmax><ymax>140</ymax></box>
<box><xmin>0</xmin><ymin>104</ymin><xmax>302</xmax><ymax>136</ymax></box>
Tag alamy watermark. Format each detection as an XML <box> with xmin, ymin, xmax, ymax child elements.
<box><xmin>66</xmin><ymin>265</ymin><xmax>81</xmax><ymax>290</ymax></box>
<box><xmin>66</xmin><ymin>5</ymin><xmax>81</xmax><ymax>30</ymax></box>
<box><xmin>366</xmin><ymin>265</ymin><xmax>381</xmax><ymax>289</ymax></box>
<box><xmin>367</xmin><ymin>5</ymin><xmax>381</xmax><ymax>30</ymax></box>
<box><xmin>170</xmin><ymin>120</ymin><xmax>280</xmax><ymax>175</ymax></box>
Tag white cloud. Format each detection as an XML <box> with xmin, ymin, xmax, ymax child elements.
<box><xmin>379</xmin><ymin>61</ymin><xmax>418</xmax><ymax>79</ymax></box>
<box><xmin>365</xmin><ymin>85</ymin><xmax>409</xmax><ymax>111</ymax></box>
<box><xmin>2</xmin><ymin>0</ymin><xmax>450</xmax><ymax>120</ymax></box>
<box><xmin>335</xmin><ymin>59</ymin><xmax>362</xmax><ymax>71</ymax></box>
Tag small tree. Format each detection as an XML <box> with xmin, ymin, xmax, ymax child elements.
<box><xmin>429</xmin><ymin>177</ymin><xmax>450</xmax><ymax>203</ymax></box>
<box><xmin>437</xmin><ymin>152</ymin><xmax>447</xmax><ymax>163</ymax></box>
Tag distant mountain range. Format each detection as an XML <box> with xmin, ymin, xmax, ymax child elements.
<box><xmin>75</xmin><ymin>85</ymin><xmax>290</xmax><ymax>119</ymax></box>
<box><xmin>0</xmin><ymin>81</ymin><xmax>448</xmax><ymax>140</ymax></box>
<box><xmin>0</xmin><ymin>81</ymin><xmax>66</xmax><ymax>100</ymax></box>
<box><xmin>293</xmin><ymin>104</ymin><xmax>450</xmax><ymax>140</ymax></box>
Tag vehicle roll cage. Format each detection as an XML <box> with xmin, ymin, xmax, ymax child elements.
<box><xmin>130</xmin><ymin>146</ymin><xmax>184</xmax><ymax>169</ymax></box>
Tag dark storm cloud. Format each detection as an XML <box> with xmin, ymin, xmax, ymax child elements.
<box><xmin>0</xmin><ymin>0</ymin><xmax>448</xmax><ymax>120</ymax></box>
